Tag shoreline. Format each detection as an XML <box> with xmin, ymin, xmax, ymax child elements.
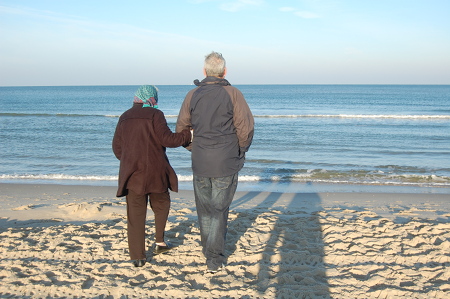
<box><xmin>2</xmin><ymin>178</ymin><xmax>450</xmax><ymax>194</ymax></box>
<box><xmin>1</xmin><ymin>183</ymin><xmax>450</xmax><ymax>228</ymax></box>
<box><xmin>0</xmin><ymin>183</ymin><xmax>449</xmax><ymax>298</ymax></box>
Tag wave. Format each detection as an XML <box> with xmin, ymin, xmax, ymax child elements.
<box><xmin>3</xmin><ymin>113</ymin><xmax>449</xmax><ymax>120</ymax></box>
<box><xmin>0</xmin><ymin>112</ymin><xmax>120</xmax><ymax>118</ymax></box>
<box><xmin>0</xmin><ymin>174</ymin><xmax>118</xmax><ymax>181</ymax></box>
<box><xmin>2</xmin><ymin>173</ymin><xmax>449</xmax><ymax>187</ymax></box>
<box><xmin>253</xmin><ymin>114</ymin><xmax>450</xmax><ymax>119</ymax></box>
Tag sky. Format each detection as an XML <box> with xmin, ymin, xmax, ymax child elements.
<box><xmin>1</xmin><ymin>0</ymin><xmax>449</xmax><ymax>86</ymax></box>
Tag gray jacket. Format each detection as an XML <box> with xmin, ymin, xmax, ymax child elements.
<box><xmin>176</xmin><ymin>77</ymin><xmax>254</xmax><ymax>178</ymax></box>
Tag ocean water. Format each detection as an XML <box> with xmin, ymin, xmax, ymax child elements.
<box><xmin>1</xmin><ymin>85</ymin><xmax>449</xmax><ymax>194</ymax></box>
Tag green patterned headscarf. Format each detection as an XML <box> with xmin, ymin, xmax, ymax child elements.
<box><xmin>133</xmin><ymin>85</ymin><xmax>159</xmax><ymax>108</ymax></box>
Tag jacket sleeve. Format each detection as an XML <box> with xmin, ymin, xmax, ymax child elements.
<box><xmin>228</xmin><ymin>87</ymin><xmax>254</xmax><ymax>153</ymax></box>
<box><xmin>176</xmin><ymin>90</ymin><xmax>194</xmax><ymax>150</ymax></box>
<box><xmin>176</xmin><ymin>90</ymin><xmax>194</xmax><ymax>132</ymax></box>
<box><xmin>154</xmin><ymin>110</ymin><xmax>191</xmax><ymax>148</ymax></box>
<box><xmin>112</xmin><ymin>121</ymin><xmax>122</xmax><ymax>160</ymax></box>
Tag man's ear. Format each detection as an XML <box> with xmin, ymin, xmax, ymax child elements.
<box><xmin>223</xmin><ymin>67</ymin><xmax>227</xmax><ymax>78</ymax></box>
<box><xmin>203</xmin><ymin>68</ymin><xmax>207</xmax><ymax>77</ymax></box>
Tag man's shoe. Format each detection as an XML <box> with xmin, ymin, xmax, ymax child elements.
<box><xmin>153</xmin><ymin>242</ymin><xmax>173</xmax><ymax>255</ymax></box>
<box><xmin>206</xmin><ymin>263</ymin><xmax>224</xmax><ymax>274</ymax></box>
<box><xmin>133</xmin><ymin>259</ymin><xmax>146</xmax><ymax>267</ymax></box>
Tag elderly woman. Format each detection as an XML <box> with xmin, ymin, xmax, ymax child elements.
<box><xmin>113</xmin><ymin>85</ymin><xmax>191</xmax><ymax>267</ymax></box>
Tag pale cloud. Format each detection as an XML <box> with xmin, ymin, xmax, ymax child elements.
<box><xmin>279</xmin><ymin>5</ymin><xmax>320</xmax><ymax>19</ymax></box>
<box><xmin>0</xmin><ymin>4</ymin><xmax>86</xmax><ymax>23</ymax></box>
<box><xmin>279</xmin><ymin>7</ymin><xmax>296</xmax><ymax>12</ymax></box>
<box><xmin>220</xmin><ymin>0</ymin><xmax>264</xmax><ymax>12</ymax></box>
<box><xmin>294</xmin><ymin>10</ymin><xmax>320</xmax><ymax>19</ymax></box>
<box><xmin>188</xmin><ymin>0</ymin><xmax>214</xmax><ymax>3</ymax></box>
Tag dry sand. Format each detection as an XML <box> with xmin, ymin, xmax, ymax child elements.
<box><xmin>0</xmin><ymin>183</ymin><xmax>449</xmax><ymax>298</ymax></box>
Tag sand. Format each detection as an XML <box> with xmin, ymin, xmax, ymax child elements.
<box><xmin>0</xmin><ymin>183</ymin><xmax>449</xmax><ymax>298</ymax></box>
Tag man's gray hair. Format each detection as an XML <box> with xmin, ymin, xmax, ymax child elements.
<box><xmin>204</xmin><ymin>52</ymin><xmax>226</xmax><ymax>77</ymax></box>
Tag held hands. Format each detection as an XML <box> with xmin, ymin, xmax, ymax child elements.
<box><xmin>239</xmin><ymin>147</ymin><xmax>246</xmax><ymax>159</ymax></box>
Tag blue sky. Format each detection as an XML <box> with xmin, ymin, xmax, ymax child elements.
<box><xmin>1</xmin><ymin>0</ymin><xmax>449</xmax><ymax>86</ymax></box>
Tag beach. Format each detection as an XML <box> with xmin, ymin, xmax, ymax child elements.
<box><xmin>0</xmin><ymin>183</ymin><xmax>449</xmax><ymax>298</ymax></box>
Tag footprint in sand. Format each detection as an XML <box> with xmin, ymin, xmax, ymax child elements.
<box><xmin>12</xmin><ymin>204</ymin><xmax>37</xmax><ymax>211</ymax></box>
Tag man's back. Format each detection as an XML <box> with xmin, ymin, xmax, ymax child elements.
<box><xmin>177</xmin><ymin>77</ymin><xmax>254</xmax><ymax>178</ymax></box>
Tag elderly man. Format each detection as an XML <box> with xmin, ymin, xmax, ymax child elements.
<box><xmin>176</xmin><ymin>52</ymin><xmax>254</xmax><ymax>273</ymax></box>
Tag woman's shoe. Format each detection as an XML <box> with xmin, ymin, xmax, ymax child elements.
<box><xmin>133</xmin><ymin>259</ymin><xmax>146</xmax><ymax>267</ymax></box>
<box><xmin>153</xmin><ymin>241</ymin><xmax>173</xmax><ymax>255</ymax></box>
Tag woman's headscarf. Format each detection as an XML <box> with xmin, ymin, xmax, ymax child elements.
<box><xmin>133</xmin><ymin>85</ymin><xmax>158</xmax><ymax>108</ymax></box>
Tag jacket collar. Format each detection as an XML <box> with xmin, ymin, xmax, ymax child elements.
<box><xmin>194</xmin><ymin>76</ymin><xmax>231</xmax><ymax>86</ymax></box>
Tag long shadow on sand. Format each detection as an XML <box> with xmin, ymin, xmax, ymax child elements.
<box><xmin>226</xmin><ymin>188</ymin><xmax>331</xmax><ymax>298</ymax></box>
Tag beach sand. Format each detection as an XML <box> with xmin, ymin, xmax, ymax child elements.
<box><xmin>0</xmin><ymin>183</ymin><xmax>449</xmax><ymax>298</ymax></box>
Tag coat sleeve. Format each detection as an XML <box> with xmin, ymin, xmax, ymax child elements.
<box><xmin>153</xmin><ymin>111</ymin><xmax>191</xmax><ymax>148</ymax></box>
<box><xmin>112</xmin><ymin>121</ymin><xmax>122</xmax><ymax>160</ymax></box>
<box><xmin>228</xmin><ymin>87</ymin><xmax>254</xmax><ymax>153</ymax></box>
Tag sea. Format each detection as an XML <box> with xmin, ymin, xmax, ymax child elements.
<box><xmin>1</xmin><ymin>85</ymin><xmax>449</xmax><ymax>194</ymax></box>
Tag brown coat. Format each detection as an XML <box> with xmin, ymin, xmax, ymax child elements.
<box><xmin>112</xmin><ymin>103</ymin><xmax>191</xmax><ymax>197</ymax></box>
